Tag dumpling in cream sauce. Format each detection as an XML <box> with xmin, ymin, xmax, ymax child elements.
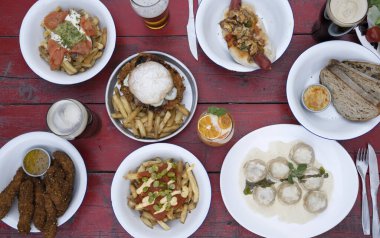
<box><xmin>268</xmin><ymin>157</ymin><xmax>290</xmax><ymax>180</ymax></box>
<box><xmin>278</xmin><ymin>182</ymin><xmax>302</xmax><ymax>205</ymax></box>
<box><xmin>304</xmin><ymin>191</ymin><xmax>328</xmax><ymax>213</ymax></box>
<box><xmin>244</xmin><ymin>159</ymin><xmax>267</xmax><ymax>183</ymax></box>
<box><xmin>301</xmin><ymin>168</ymin><xmax>324</xmax><ymax>191</ymax></box>
<box><xmin>289</xmin><ymin>143</ymin><xmax>315</xmax><ymax>165</ymax></box>
<box><xmin>253</xmin><ymin>186</ymin><xmax>276</xmax><ymax>206</ymax></box>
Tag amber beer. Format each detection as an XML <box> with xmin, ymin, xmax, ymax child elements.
<box><xmin>131</xmin><ymin>0</ymin><xmax>170</xmax><ymax>30</ymax></box>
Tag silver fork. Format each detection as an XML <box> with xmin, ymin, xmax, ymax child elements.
<box><xmin>356</xmin><ymin>148</ymin><xmax>370</xmax><ymax>235</ymax></box>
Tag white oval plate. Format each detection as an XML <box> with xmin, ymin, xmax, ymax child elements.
<box><xmin>0</xmin><ymin>132</ymin><xmax>87</xmax><ymax>232</ymax></box>
<box><xmin>111</xmin><ymin>143</ymin><xmax>211</xmax><ymax>238</ymax></box>
<box><xmin>105</xmin><ymin>51</ymin><xmax>198</xmax><ymax>142</ymax></box>
<box><xmin>220</xmin><ymin>124</ymin><xmax>358</xmax><ymax>238</ymax></box>
<box><xmin>196</xmin><ymin>0</ymin><xmax>294</xmax><ymax>72</ymax></box>
<box><xmin>287</xmin><ymin>40</ymin><xmax>380</xmax><ymax>140</ymax></box>
<box><xmin>19</xmin><ymin>0</ymin><xmax>116</xmax><ymax>85</ymax></box>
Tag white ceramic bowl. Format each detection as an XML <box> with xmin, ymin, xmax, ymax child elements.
<box><xmin>287</xmin><ymin>40</ymin><xmax>380</xmax><ymax>140</ymax></box>
<box><xmin>19</xmin><ymin>0</ymin><xmax>116</xmax><ymax>85</ymax></box>
<box><xmin>111</xmin><ymin>143</ymin><xmax>211</xmax><ymax>238</ymax></box>
<box><xmin>0</xmin><ymin>132</ymin><xmax>87</xmax><ymax>232</ymax></box>
<box><xmin>196</xmin><ymin>0</ymin><xmax>294</xmax><ymax>72</ymax></box>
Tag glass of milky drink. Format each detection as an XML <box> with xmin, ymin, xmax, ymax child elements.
<box><xmin>325</xmin><ymin>0</ymin><xmax>368</xmax><ymax>36</ymax></box>
<box><xmin>313</xmin><ymin>0</ymin><xmax>367</xmax><ymax>41</ymax></box>
<box><xmin>130</xmin><ymin>0</ymin><xmax>170</xmax><ymax>30</ymax></box>
<box><xmin>47</xmin><ymin>99</ymin><xmax>97</xmax><ymax>140</ymax></box>
<box><xmin>197</xmin><ymin>107</ymin><xmax>234</xmax><ymax>147</ymax></box>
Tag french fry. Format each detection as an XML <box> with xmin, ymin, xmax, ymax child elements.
<box><xmin>147</xmin><ymin>111</ymin><xmax>154</xmax><ymax>132</ymax></box>
<box><xmin>142</xmin><ymin>211</ymin><xmax>156</xmax><ymax>221</ymax></box>
<box><xmin>111</xmin><ymin>112</ymin><xmax>123</xmax><ymax>119</ymax></box>
<box><xmin>180</xmin><ymin>204</ymin><xmax>188</xmax><ymax>224</ymax></box>
<box><xmin>154</xmin><ymin>116</ymin><xmax>161</xmax><ymax>138</ymax></box>
<box><xmin>186</xmin><ymin>163</ymin><xmax>199</xmax><ymax>203</ymax></box>
<box><xmin>136</xmin><ymin>119</ymin><xmax>147</xmax><ymax>137</ymax></box>
<box><xmin>157</xmin><ymin>221</ymin><xmax>170</xmax><ymax>231</ymax></box>
<box><xmin>130</xmin><ymin>184</ymin><xmax>137</xmax><ymax>199</ymax></box>
<box><xmin>140</xmin><ymin>217</ymin><xmax>153</xmax><ymax>229</ymax></box>
<box><xmin>158</xmin><ymin>111</ymin><xmax>172</xmax><ymax>134</ymax></box>
<box><xmin>166</xmin><ymin>110</ymin><xmax>176</xmax><ymax>127</ymax></box>
<box><xmin>123</xmin><ymin>172</ymin><xmax>139</xmax><ymax>180</ymax></box>
<box><xmin>188</xmin><ymin>202</ymin><xmax>196</xmax><ymax>211</ymax></box>
<box><xmin>61</xmin><ymin>60</ymin><xmax>78</xmax><ymax>75</ymax></box>
<box><xmin>126</xmin><ymin>106</ymin><xmax>142</xmax><ymax>124</ymax></box>
<box><xmin>128</xmin><ymin>200</ymin><xmax>136</xmax><ymax>208</ymax></box>
<box><xmin>176</xmin><ymin>160</ymin><xmax>183</xmax><ymax>189</ymax></box>
<box><xmin>120</xmin><ymin>96</ymin><xmax>132</xmax><ymax>115</ymax></box>
<box><xmin>174</xmin><ymin>111</ymin><xmax>183</xmax><ymax>124</ymax></box>
<box><xmin>113</xmin><ymin>93</ymin><xmax>128</xmax><ymax>119</ymax></box>
<box><xmin>162</xmin><ymin>124</ymin><xmax>180</xmax><ymax>134</ymax></box>
<box><xmin>176</xmin><ymin>104</ymin><xmax>190</xmax><ymax>117</ymax></box>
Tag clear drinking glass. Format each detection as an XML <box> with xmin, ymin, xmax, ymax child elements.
<box><xmin>130</xmin><ymin>0</ymin><xmax>170</xmax><ymax>30</ymax></box>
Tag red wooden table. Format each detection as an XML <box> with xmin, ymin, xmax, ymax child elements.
<box><xmin>0</xmin><ymin>0</ymin><xmax>379</xmax><ymax>237</ymax></box>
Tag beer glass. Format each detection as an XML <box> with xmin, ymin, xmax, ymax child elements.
<box><xmin>130</xmin><ymin>0</ymin><xmax>170</xmax><ymax>29</ymax></box>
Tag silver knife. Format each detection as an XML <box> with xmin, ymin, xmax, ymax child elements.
<box><xmin>187</xmin><ymin>0</ymin><xmax>198</xmax><ymax>60</ymax></box>
<box><xmin>369</xmin><ymin>144</ymin><xmax>380</xmax><ymax>238</ymax></box>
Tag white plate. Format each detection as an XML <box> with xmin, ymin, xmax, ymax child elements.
<box><xmin>287</xmin><ymin>40</ymin><xmax>380</xmax><ymax>140</ymax></box>
<box><xmin>111</xmin><ymin>143</ymin><xmax>211</xmax><ymax>238</ymax></box>
<box><xmin>105</xmin><ymin>51</ymin><xmax>198</xmax><ymax>142</ymax></box>
<box><xmin>220</xmin><ymin>124</ymin><xmax>358</xmax><ymax>238</ymax></box>
<box><xmin>196</xmin><ymin>0</ymin><xmax>294</xmax><ymax>72</ymax></box>
<box><xmin>0</xmin><ymin>132</ymin><xmax>87</xmax><ymax>232</ymax></box>
<box><xmin>19</xmin><ymin>0</ymin><xmax>116</xmax><ymax>85</ymax></box>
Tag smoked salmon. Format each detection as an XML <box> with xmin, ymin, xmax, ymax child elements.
<box><xmin>47</xmin><ymin>39</ymin><xmax>66</xmax><ymax>70</ymax></box>
<box><xmin>80</xmin><ymin>18</ymin><xmax>96</xmax><ymax>36</ymax></box>
<box><xmin>44</xmin><ymin>11</ymin><xmax>68</xmax><ymax>30</ymax></box>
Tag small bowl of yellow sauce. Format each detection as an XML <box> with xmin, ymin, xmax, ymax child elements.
<box><xmin>22</xmin><ymin>148</ymin><xmax>51</xmax><ymax>177</ymax></box>
<box><xmin>302</xmin><ymin>84</ymin><xmax>331</xmax><ymax>112</ymax></box>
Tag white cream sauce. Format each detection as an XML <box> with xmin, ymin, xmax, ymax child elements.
<box><xmin>240</xmin><ymin>141</ymin><xmax>334</xmax><ymax>224</ymax></box>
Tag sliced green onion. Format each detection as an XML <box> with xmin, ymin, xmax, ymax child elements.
<box><xmin>153</xmin><ymin>181</ymin><xmax>159</xmax><ymax>187</ymax></box>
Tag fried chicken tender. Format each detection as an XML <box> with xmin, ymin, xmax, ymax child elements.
<box><xmin>0</xmin><ymin>168</ymin><xmax>26</xmax><ymax>219</ymax></box>
<box><xmin>44</xmin><ymin>151</ymin><xmax>75</xmax><ymax>217</ymax></box>
<box><xmin>17</xmin><ymin>179</ymin><xmax>34</xmax><ymax>234</ymax></box>
<box><xmin>43</xmin><ymin>194</ymin><xmax>57</xmax><ymax>238</ymax></box>
<box><xmin>32</xmin><ymin>178</ymin><xmax>46</xmax><ymax>231</ymax></box>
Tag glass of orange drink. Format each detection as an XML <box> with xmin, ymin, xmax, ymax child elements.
<box><xmin>197</xmin><ymin>107</ymin><xmax>234</xmax><ymax>147</ymax></box>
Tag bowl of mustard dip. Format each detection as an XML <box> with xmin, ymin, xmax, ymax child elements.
<box><xmin>302</xmin><ymin>84</ymin><xmax>331</xmax><ymax>112</ymax></box>
<box><xmin>22</xmin><ymin>148</ymin><xmax>51</xmax><ymax>177</ymax></box>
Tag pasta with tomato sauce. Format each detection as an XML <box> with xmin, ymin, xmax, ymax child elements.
<box><xmin>39</xmin><ymin>7</ymin><xmax>107</xmax><ymax>75</ymax></box>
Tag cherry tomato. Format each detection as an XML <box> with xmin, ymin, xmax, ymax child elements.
<box><xmin>366</xmin><ymin>26</ymin><xmax>380</xmax><ymax>43</ymax></box>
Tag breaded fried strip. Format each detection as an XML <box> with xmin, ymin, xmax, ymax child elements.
<box><xmin>51</xmin><ymin>151</ymin><xmax>75</xmax><ymax>217</ymax></box>
<box><xmin>0</xmin><ymin>168</ymin><xmax>25</xmax><ymax>219</ymax></box>
<box><xmin>17</xmin><ymin>179</ymin><xmax>34</xmax><ymax>234</ymax></box>
<box><xmin>43</xmin><ymin>194</ymin><xmax>57</xmax><ymax>238</ymax></box>
<box><xmin>44</xmin><ymin>165</ymin><xmax>70</xmax><ymax>217</ymax></box>
<box><xmin>33</xmin><ymin>178</ymin><xmax>46</xmax><ymax>231</ymax></box>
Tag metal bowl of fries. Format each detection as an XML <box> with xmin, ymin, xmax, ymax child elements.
<box><xmin>111</xmin><ymin>143</ymin><xmax>211</xmax><ymax>238</ymax></box>
<box><xmin>105</xmin><ymin>51</ymin><xmax>198</xmax><ymax>142</ymax></box>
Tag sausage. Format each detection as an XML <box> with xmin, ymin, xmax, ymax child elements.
<box><xmin>253</xmin><ymin>52</ymin><xmax>272</xmax><ymax>71</ymax></box>
<box><xmin>229</xmin><ymin>0</ymin><xmax>241</xmax><ymax>10</ymax></box>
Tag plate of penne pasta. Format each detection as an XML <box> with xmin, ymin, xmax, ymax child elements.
<box><xmin>19</xmin><ymin>0</ymin><xmax>116</xmax><ymax>84</ymax></box>
<box><xmin>111</xmin><ymin>143</ymin><xmax>211</xmax><ymax>238</ymax></box>
<box><xmin>105</xmin><ymin>51</ymin><xmax>198</xmax><ymax>142</ymax></box>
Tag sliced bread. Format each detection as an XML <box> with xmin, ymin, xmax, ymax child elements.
<box><xmin>343</xmin><ymin>60</ymin><xmax>380</xmax><ymax>80</ymax></box>
<box><xmin>331</xmin><ymin>60</ymin><xmax>380</xmax><ymax>103</ymax></box>
<box><xmin>320</xmin><ymin>68</ymin><xmax>380</xmax><ymax>121</ymax></box>
<box><xmin>327</xmin><ymin>64</ymin><xmax>380</xmax><ymax>106</ymax></box>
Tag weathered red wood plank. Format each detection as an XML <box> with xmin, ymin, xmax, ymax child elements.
<box><xmin>0</xmin><ymin>173</ymin><xmax>369</xmax><ymax>237</ymax></box>
<box><xmin>0</xmin><ymin>104</ymin><xmax>379</xmax><ymax>173</ymax></box>
<box><xmin>0</xmin><ymin>34</ymin><xmax>358</xmax><ymax>104</ymax></box>
<box><xmin>0</xmin><ymin>0</ymin><xmax>329</xmax><ymax>37</ymax></box>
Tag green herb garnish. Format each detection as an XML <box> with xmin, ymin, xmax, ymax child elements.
<box><xmin>167</xmin><ymin>172</ymin><xmax>175</xmax><ymax>177</ymax></box>
<box><xmin>286</xmin><ymin>163</ymin><xmax>307</xmax><ymax>184</ymax></box>
<box><xmin>153</xmin><ymin>181</ymin><xmax>159</xmax><ymax>187</ymax></box>
<box><xmin>243</xmin><ymin>184</ymin><xmax>252</xmax><ymax>195</ymax></box>
<box><xmin>208</xmin><ymin>106</ymin><xmax>227</xmax><ymax>116</ymax></box>
<box><xmin>143</xmin><ymin>186</ymin><xmax>149</xmax><ymax>192</ymax></box>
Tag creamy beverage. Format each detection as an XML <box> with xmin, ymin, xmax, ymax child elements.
<box><xmin>327</xmin><ymin>0</ymin><xmax>367</xmax><ymax>27</ymax></box>
<box><xmin>47</xmin><ymin>99</ymin><xmax>90</xmax><ymax>140</ymax></box>
<box><xmin>130</xmin><ymin>0</ymin><xmax>170</xmax><ymax>29</ymax></box>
